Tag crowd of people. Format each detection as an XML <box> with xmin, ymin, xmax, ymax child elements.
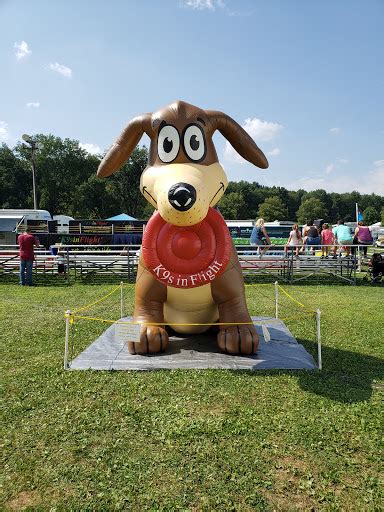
<box><xmin>18</xmin><ymin>219</ymin><xmax>375</xmax><ymax>285</ymax></box>
<box><xmin>250</xmin><ymin>218</ymin><xmax>374</xmax><ymax>259</ymax></box>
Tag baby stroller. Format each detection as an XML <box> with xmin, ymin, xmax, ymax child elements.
<box><xmin>366</xmin><ymin>253</ymin><xmax>384</xmax><ymax>284</ymax></box>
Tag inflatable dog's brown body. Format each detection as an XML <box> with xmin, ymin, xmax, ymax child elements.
<box><xmin>97</xmin><ymin>101</ymin><xmax>268</xmax><ymax>355</ymax></box>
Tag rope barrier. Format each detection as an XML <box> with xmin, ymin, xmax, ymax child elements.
<box><xmin>277</xmin><ymin>284</ymin><xmax>314</xmax><ymax>313</ymax></box>
<box><xmin>71</xmin><ymin>284</ymin><xmax>121</xmax><ymax>313</ymax></box>
<box><xmin>244</xmin><ymin>283</ymin><xmax>275</xmax><ymax>287</ymax></box>
<box><xmin>64</xmin><ymin>281</ymin><xmax>321</xmax><ymax>370</ymax></box>
<box><xmin>65</xmin><ymin>282</ymin><xmax>317</xmax><ymax>325</ymax></box>
<box><xmin>65</xmin><ymin>313</ymin><xmax>303</xmax><ymax>326</ymax></box>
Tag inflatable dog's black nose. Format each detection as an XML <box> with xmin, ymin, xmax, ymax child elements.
<box><xmin>168</xmin><ymin>183</ymin><xmax>196</xmax><ymax>211</ymax></box>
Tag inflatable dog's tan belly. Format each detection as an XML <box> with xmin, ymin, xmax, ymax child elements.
<box><xmin>164</xmin><ymin>284</ymin><xmax>218</xmax><ymax>334</ymax></box>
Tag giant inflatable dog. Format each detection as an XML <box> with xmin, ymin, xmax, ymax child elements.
<box><xmin>97</xmin><ymin>101</ymin><xmax>268</xmax><ymax>355</ymax></box>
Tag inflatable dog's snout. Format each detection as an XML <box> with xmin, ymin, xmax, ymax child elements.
<box><xmin>168</xmin><ymin>183</ymin><xmax>196</xmax><ymax>211</ymax></box>
<box><xmin>141</xmin><ymin>161</ymin><xmax>228</xmax><ymax>226</ymax></box>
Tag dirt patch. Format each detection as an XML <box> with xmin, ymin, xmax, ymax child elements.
<box><xmin>273</xmin><ymin>454</ymin><xmax>312</xmax><ymax>482</ymax></box>
<box><xmin>263</xmin><ymin>489</ymin><xmax>317</xmax><ymax>511</ymax></box>
<box><xmin>266</xmin><ymin>455</ymin><xmax>319</xmax><ymax>510</ymax></box>
<box><xmin>5</xmin><ymin>490</ymin><xmax>40</xmax><ymax>510</ymax></box>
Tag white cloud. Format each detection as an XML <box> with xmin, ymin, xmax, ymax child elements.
<box><xmin>329</xmin><ymin>127</ymin><xmax>340</xmax><ymax>134</ymax></box>
<box><xmin>182</xmin><ymin>0</ymin><xmax>225</xmax><ymax>10</ymax></box>
<box><xmin>224</xmin><ymin>117</ymin><xmax>283</xmax><ymax>164</ymax></box>
<box><xmin>267</xmin><ymin>147</ymin><xmax>281</xmax><ymax>157</ymax></box>
<box><xmin>26</xmin><ymin>102</ymin><xmax>40</xmax><ymax>108</ymax></box>
<box><xmin>373</xmin><ymin>159</ymin><xmax>384</xmax><ymax>167</ymax></box>
<box><xmin>80</xmin><ymin>143</ymin><xmax>102</xmax><ymax>155</ymax></box>
<box><xmin>14</xmin><ymin>41</ymin><xmax>31</xmax><ymax>60</ymax></box>
<box><xmin>242</xmin><ymin>118</ymin><xmax>283</xmax><ymax>141</ymax></box>
<box><xmin>286</xmin><ymin>164</ymin><xmax>384</xmax><ymax>195</ymax></box>
<box><xmin>325</xmin><ymin>157</ymin><xmax>348</xmax><ymax>174</ymax></box>
<box><xmin>0</xmin><ymin>121</ymin><xmax>9</xmax><ymax>142</ymax></box>
<box><xmin>49</xmin><ymin>62</ymin><xmax>72</xmax><ymax>78</ymax></box>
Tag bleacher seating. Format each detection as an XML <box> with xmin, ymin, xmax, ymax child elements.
<box><xmin>0</xmin><ymin>244</ymin><xmax>362</xmax><ymax>284</ymax></box>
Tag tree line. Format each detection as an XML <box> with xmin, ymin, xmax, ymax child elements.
<box><xmin>1</xmin><ymin>134</ymin><xmax>383</xmax><ymax>225</ymax></box>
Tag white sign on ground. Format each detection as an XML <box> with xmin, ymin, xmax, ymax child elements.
<box><xmin>115</xmin><ymin>321</ymin><xmax>141</xmax><ymax>344</ymax></box>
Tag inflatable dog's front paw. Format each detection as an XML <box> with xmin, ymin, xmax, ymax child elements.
<box><xmin>217</xmin><ymin>325</ymin><xmax>258</xmax><ymax>355</ymax></box>
<box><xmin>128</xmin><ymin>325</ymin><xmax>169</xmax><ymax>354</ymax></box>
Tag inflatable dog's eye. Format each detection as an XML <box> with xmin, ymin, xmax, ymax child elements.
<box><xmin>158</xmin><ymin>124</ymin><xmax>180</xmax><ymax>163</ymax></box>
<box><xmin>183</xmin><ymin>124</ymin><xmax>206</xmax><ymax>162</ymax></box>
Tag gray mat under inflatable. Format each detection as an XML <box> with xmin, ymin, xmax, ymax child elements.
<box><xmin>69</xmin><ymin>317</ymin><xmax>317</xmax><ymax>371</ymax></box>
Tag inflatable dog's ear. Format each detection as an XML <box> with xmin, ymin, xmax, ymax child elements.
<box><xmin>97</xmin><ymin>114</ymin><xmax>151</xmax><ymax>177</ymax></box>
<box><xmin>206</xmin><ymin>110</ymin><xmax>269</xmax><ymax>169</ymax></box>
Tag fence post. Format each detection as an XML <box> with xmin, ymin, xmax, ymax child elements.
<box><xmin>64</xmin><ymin>310</ymin><xmax>71</xmax><ymax>370</ymax></box>
<box><xmin>316</xmin><ymin>309</ymin><xmax>322</xmax><ymax>370</ymax></box>
<box><xmin>274</xmin><ymin>281</ymin><xmax>279</xmax><ymax>319</ymax></box>
<box><xmin>66</xmin><ymin>248</ymin><xmax>70</xmax><ymax>285</ymax></box>
<box><xmin>120</xmin><ymin>281</ymin><xmax>124</xmax><ymax>318</ymax></box>
<box><xmin>357</xmin><ymin>245</ymin><xmax>361</xmax><ymax>273</ymax></box>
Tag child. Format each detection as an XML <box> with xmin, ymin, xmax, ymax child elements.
<box><xmin>321</xmin><ymin>223</ymin><xmax>335</xmax><ymax>258</ymax></box>
<box><xmin>285</xmin><ymin>224</ymin><xmax>302</xmax><ymax>257</ymax></box>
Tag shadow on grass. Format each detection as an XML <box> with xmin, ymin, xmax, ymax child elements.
<box><xmin>69</xmin><ymin>324</ymin><xmax>382</xmax><ymax>404</ymax></box>
<box><xmin>294</xmin><ymin>338</ymin><xmax>383</xmax><ymax>403</ymax></box>
<box><xmin>0</xmin><ymin>273</ymin><xmax>70</xmax><ymax>287</ymax></box>
<box><xmin>0</xmin><ymin>273</ymin><xmax>137</xmax><ymax>287</ymax></box>
<box><xmin>244</xmin><ymin>276</ymin><xmax>380</xmax><ymax>287</ymax></box>
<box><xmin>78</xmin><ymin>274</ymin><xmax>137</xmax><ymax>285</ymax></box>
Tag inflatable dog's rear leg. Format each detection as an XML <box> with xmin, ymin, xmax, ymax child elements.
<box><xmin>212</xmin><ymin>251</ymin><xmax>259</xmax><ymax>355</ymax></box>
<box><xmin>129</xmin><ymin>261</ymin><xmax>169</xmax><ymax>355</ymax></box>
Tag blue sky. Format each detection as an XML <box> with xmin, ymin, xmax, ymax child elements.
<box><xmin>1</xmin><ymin>0</ymin><xmax>383</xmax><ymax>194</ymax></box>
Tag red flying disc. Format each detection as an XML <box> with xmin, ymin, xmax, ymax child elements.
<box><xmin>142</xmin><ymin>208</ymin><xmax>231</xmax><ymax>288</ymax></box>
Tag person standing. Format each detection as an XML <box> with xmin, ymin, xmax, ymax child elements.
<box><xmin>18</xmin><ymin>227</ymin><xmax>40</xmax><ymax>286</ymax></box>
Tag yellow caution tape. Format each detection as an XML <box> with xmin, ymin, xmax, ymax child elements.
<box><xmin>244</xmin><ymin>283</ymin><xmax>274</xmax><ymax>287</ymax></box>
<box><xmin>277</xmin><ymin>284</ymin><xmax>315</xmax><ymax>313</ymax></box>
<box><xmin>65</xmin><ymin>281</ymin><xmax>316</xmax><ymax>328</ymax></box>
<box><xmin>68</xmin><ymin>314</ymin><xmax>312</xmax><ymax>327</ymax></box>
<box><xmin>64</xmin><ymin>312</ymin><xmax>75</xmax><ymax>324</ymax></box>
<box><xmin>72</xmin><ymin>285</ymin><xmax>121</xmax><ymax>313</ymax></box>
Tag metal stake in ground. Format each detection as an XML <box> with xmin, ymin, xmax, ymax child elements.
<box><xmin>64</xmin><ymin>310</ymin><xmax>72</xmax><ymax>370</ymax></box>
<box><xmin>316</xmin><ymin>309</ymin><xmax>322</xmax><ymax>370</ymax></box>
<box><xmin>274</xmin><ymin>281</ymin><xmax>279</xmax><ymax>319</ymax></box>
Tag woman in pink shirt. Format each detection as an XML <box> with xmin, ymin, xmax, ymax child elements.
<box><xmin>321</xmin><ymin>223</ymin><xmax>335</xmax><ymax>258</ymax></box>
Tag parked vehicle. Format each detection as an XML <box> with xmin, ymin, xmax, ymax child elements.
<box><xmin>226</xmin><ymin>220</ymin><xmax>297</xmax><ymax>245</ymax></box>
<box><xmin>0</xmin><ymin>209</ymin><xmax>52</xmax><ymax>244</ymax></box>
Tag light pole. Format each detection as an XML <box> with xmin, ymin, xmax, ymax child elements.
<box><xmin>22</xmin><ymin>134</ymin><xmax>43</xmax><ymax>210</ymax></box>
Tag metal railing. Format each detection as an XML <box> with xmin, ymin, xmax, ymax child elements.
<box><xmin>1</xmin><ymin>243</ymin><xmax>381</xmax><ymax>284</ymax></box>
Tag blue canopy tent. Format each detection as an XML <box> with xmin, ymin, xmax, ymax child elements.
<box><xmin>106</xmin><ymin>213</ymin><xmax>137</xmax><ymax>221</ymax></box>
<box><xmin>106</xmin><ymin>213</ymin><xmax>142</xmax><ymax>244</ymax></box>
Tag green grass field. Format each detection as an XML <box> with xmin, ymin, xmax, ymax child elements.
<box><xmin>1</xmin><ymin>281</ymin><xmax>383</xmax><ymax>511</ymax></box>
